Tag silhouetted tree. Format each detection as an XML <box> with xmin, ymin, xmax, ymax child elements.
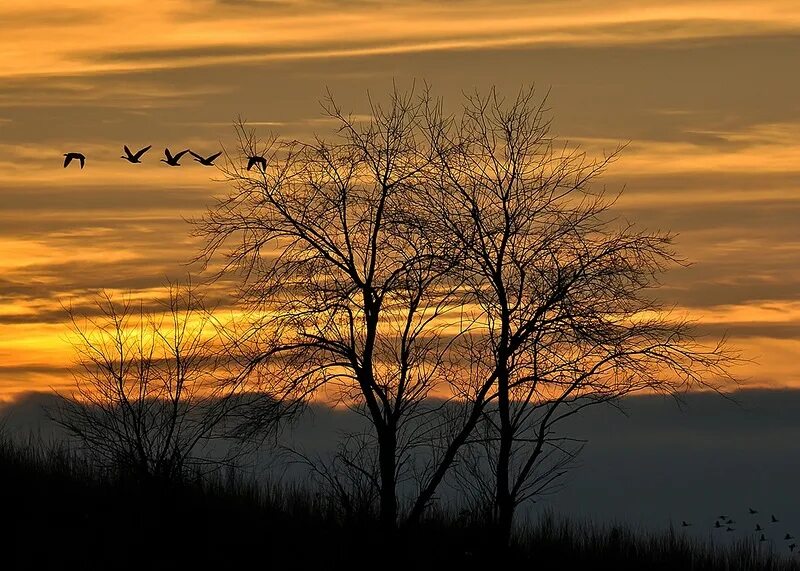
<box><xmin>195</xmin><ymin>90</ymin><xmax>467</xmax><ymax>530</ymax></box>
<box><xmin>196</xmin><ymin>85</ymin><xmax>733</xmax><ymax>538</ymax></box>
<box><xmin>291</xmin><ymin>431</ymin><xmax>381</xmax><ymax>522</ymax></box>
<box><xmin>417</xmin><ymin>86</ymin><xmax>734</xmax><ymax>545</ymax></box>
<box><xmin>55</xmin><ymin>283</ymin><xmax>237</xmax><ymax>482</ymax></box>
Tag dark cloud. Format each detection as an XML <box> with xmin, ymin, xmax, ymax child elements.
<box><xmin>0</xmin><ymin>185</ymin><xmax>212</xmax><ymax>213</ymax></box>
<box><xmin>3</xmin><ymin>33</ymin><xmax>800</xmax><ymax>147</ymax></box>
<box><xmin>695</xmin><ymin>322</ymin><xmax>800</xmax><ymax>340</ymax></box>
<box><xmin>0</xmin><ymin>7</ymin><xmax>103</xmax><ymax>28</ymax></box>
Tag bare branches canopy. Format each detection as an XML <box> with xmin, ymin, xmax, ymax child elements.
<box><xmin>55</xmin><ymin>283</ymin><xmax>239</xmax><ymax>482</ymax></box>
<box><xmin>191</xmin><ymin>84</ymin><xmax>733</xmax><ymax>538</ymax></box>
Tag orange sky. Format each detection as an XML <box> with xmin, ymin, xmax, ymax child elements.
<box><xmin>1</xmin><ymin>0</ymin><xmax>799</xmax><ymax>400</ymax></box>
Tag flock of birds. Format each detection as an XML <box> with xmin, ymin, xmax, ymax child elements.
<box><xmin>680</xmin><ymin>508</ymin><xmax>798</xmax><ymax>553</ymax></box>
<box><xmin>62</xmin><ymin>145</ymin><xmax>268</xmax><ymax>171</ymax></box>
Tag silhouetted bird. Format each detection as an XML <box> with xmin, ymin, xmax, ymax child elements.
<box><xmin>121</xmin><ymin>144</ymin><xmax>151</xmax><ymax>163</ymax></box>
<box><xmin>785</xmin><ymin>534</ymin><xmax>795</xmax><ymax>540</ymax></box>
<box><xmin>718</xmin><ymin>515</ymin><xmax>729</xmax><ymax>520</ymax></box>
<box><xmin>756</xmin><ymin>524</ymin><xmax>763</xmax><ymax>531</ymax></box>
<box><xmin>63</xmin><ymin>152</ymin><xmax>85</xmax><ymax>169</ymax></box>
<box><xmin>726</xmin><ymin>527</ymin><xmax>735</xmax><ymax>532</ymax></box>
<box><xmin>247</xmin><ymin>155</ymin><xmax>267</xmax><ymax>171</ymax></box>
<box><xmin>714</xmin><ymin>521</ymin><xmax>722</xmax><ymax>529</ymax></box>
<box><xmin>772</xmin><ymin>515</ymin><xmax>779</xmax><ymax>523</ymax></box>
<box><xmin>749</xmin><ymin>508</ymin><xmax>759</xmax><ymax>515</ymax></box>
<box><xmin>760</xmin><ymin>534</ymin><xmax>767</xmax><ymax>542</ymax></box>
<box><xmin>190</xmin><ymin>150</ymin><xmax>222</xmax><ymax>166</ymax></box>
<box><xmin>790</xmin><ymin>543</ymin><xmax>797</xmax><ymax>553</ymax></box>
<box><xmin>161</xmin><ymin>148</ymin><xmax>190</xmax><ymax>166</ymax></box>
<box><xmin>681</xmin><ymin>521</ymin><xmax>691</xmax><ymax>527</ymax></box>
<box><xmin>726</xmin><ymin>518</ymin><xmax>735</xmax><ymax>525</ymax></box>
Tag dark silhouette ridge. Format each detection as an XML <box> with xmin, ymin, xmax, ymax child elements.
<box><xmin>121</xmin><ymin>144</ymin><xmax>151</xmax><ymax>163</ymax></box>
<box><xmin>190</xmin><ymin>150</ymin><xmax>222</xmax><ymax>166</ymax></box>
<box><xmin>246</xmin><ymin>155</ymin><xmax>267</xmax><ymax>171</ymax></box>
<box><xmin>62</xmin><ymin>152</ymin><xmax>85</xmax><ymax>168</ymax></box>
<box><xmin>161</xmin><ymin>147</ymin><xmax>190</xmax><ymax>166</ymax></box>
<box><xmin>4</xmin><ymin>430</ymin><xmax>800</xmax><ymax>571</ymax></box>
<box><xmin>4</xmin><ymin>388</ymin><xmax>800</xmax><ymax>568</ymax></box>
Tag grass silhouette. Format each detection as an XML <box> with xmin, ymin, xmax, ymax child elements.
<box><xmin>1</xmin><ymin>432</ymin><xmax>797</xmax><ymax>570</ymax></box>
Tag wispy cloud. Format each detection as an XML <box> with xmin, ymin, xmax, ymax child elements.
<box><xmin>3</xmin><ymin>1</ymin><xmax>800</xmax><ymax>77</ymax></box>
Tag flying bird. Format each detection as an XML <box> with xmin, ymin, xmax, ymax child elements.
<box><xmin>785</xmin><ymin>534</ymin><xmax>795</xmax><ymax>540</ymax></box>
<box><xmin>190</xmin><ymin>150</ymin><xmax>222</xmax><ymax>166</ymax></box>
<box><xmin>121</xmin><ymin>144</ymin><xmax>151</xmax><ymax>163</ymax></box>
<box><xmin>681</xmin><ymin>521</ymin><xmax>691</xmax><ymax>527</ymax></box>
<box><xmin>760</xmin><ymin>534</ymin><xmax>767</xmax><ymax>542</ymax></box>
<box><xmin>717</xmin><ymin>515</ymin><xmax>729</xmax><ymax>520</ymax></box>
<box><xmin>790</xmin><ymin>543</ymin><xmax>797</xmax><ymax>553</ymax></box>
<box><xmin>714</xmin><ymin>521</ymin><xmax>722</xmax><ymax>529</ymax></box>
<box><xmin>749</xmin><ymin>508</ymin><xmax>759</xmax><ymax>515</ymax></box>
<box><xmin>63</xmin><ymin>152</ymin><xmax>85</xmax><ymax>169</ymax></box>
<box><xmin>726</xmin><ymin>518</ymin><xmax>735</xmax><ymax>525</ymax></box>
<box><xmin>756</xmin><ymin>524</ymin><xmax>763</xmax><ymax>531</ymax></box>
<box><xmin>726</xmin><ymin>527</ymin><xmax>735</xmax><ymax>532</ymax></box>
<box><xmin>246</xmin><ymin>155</ymin><xmax>267</xmax><ymax>171</ymax></box>
<box><xmin>772</xmin><ymin>515</ymin><xmax>780</xmax><ymax>523</ymax></box>
<box><xmin>161</xmin><ymin>148</ymin><xmax>190</xmax><ymax>166</ymax></box>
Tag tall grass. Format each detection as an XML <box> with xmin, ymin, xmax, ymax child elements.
<box><xmin>1</xmin><ymin>430</ymin><xmax>797</xmax><ymax>570</ymax></box>
<box><xmin>514</xmin><ymin>512</ymin><xmax>800</xmax><ymax>570</ymax></box>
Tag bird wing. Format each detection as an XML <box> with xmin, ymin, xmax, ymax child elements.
<box><xmin>124</xmin><ymin>145</ymin><xmax>133</xmax><ymax>158</ymax></box>
<box><xmin>63</xmin><ymin>155</ymin><xmax>72</xmax><ymax>168</ymax></box>
<box><xmin>79</xmin><ymin>155</ymin><xmax>85</xmax><ymax>168</ymax></box>
<box><xmin>164</xmin><ymin>148</ymin><xmax>174</xmax><ymax>161</ymax></box>
<box><xmin>134</xmin><ymin>145</ymin><xmax>151</xmax><ymax>159</ymax></box>
<box><xmin>247</xmin><ymin>157</ymin><xmax>256</xmax><ymax>170</ymax></box>
<box><xmin>189</xmin><ymin>150</ymin><xmax>203</xmax><ymax>161</ymax></box>
<box><xmin>174</xmin><ymin>149</ymin><xmax>191</xmax><ymax>161</ymax></box>
<box><xmin>206</xmin><ymin>151</ymin><xmax>222</xmax><ymax>163</ymax></box>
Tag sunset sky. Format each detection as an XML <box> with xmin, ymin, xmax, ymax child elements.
<box><xmin>1</xmin><ymin>0</ymin><xmax>799</xmax><ymax>400</ymax></box>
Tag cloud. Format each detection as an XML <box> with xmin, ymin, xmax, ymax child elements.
<box><xmin>1</xmin><ymin>3</ymin><xmax>799</xmax><ymax>398</ymax></box>
<box><xmin>3</xmin><ymin>1</ymin><xmax>800</xmax><ymax>78</ymax></box>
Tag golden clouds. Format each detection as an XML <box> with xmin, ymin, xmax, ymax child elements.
<box><xmin>0</xmin><ymin>1</ymin><xmax>800</xmax><ymax>399</ymax></box>
<box><xmin>3</xmin><ymin>1</ymin><xmax>800</xmax><ymax>77</ymax></box>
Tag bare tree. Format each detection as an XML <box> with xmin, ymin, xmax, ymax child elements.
<box><xmin>291</xmin><ymin>431</ymin><xmax>381</xmax><ymax>522</ymax></box>
<box><xmin>195</xmin><ymin>85</ymin><xmax>733</xmax><ymax>537</ymax></box>
<box><xmin>195</xmin><ymin>88</ymin><xmax>467</xmax><ymax>530</ymax></box>
<box><xmin>55</xmin><ymin>283</ymin><xmax>237</xmax><ymax>482</ymax></box>
<box><xmin>418</xmin><ymin>86</ymin><xmax>735</xmax><ymax>545</ymax></box>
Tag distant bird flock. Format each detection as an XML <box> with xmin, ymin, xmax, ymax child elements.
<box><xmin>681</xmin><ymin>507</ymin><xmax>798</xmax><ymax>554</ymax></box>
<box><xmin>62</xmin><ymin>146</ymin><xmax>266</xmax><ymax>171</ymax></box>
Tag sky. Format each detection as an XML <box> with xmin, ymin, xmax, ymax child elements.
<box><xmin>1</xmin><ymin>0</ymin><xmax>799</xmax><ymax>400</ymax></box>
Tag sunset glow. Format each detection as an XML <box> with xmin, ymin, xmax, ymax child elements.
<box><xmin>1</xmin><ymin>0</ymin><xmax>799</xmax><ymax>400</ymax></box>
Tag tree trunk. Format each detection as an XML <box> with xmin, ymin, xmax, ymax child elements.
<box><xmin>378</xmin><ymin>427</ymin><xmax>398</xmax><ymax>531</ymax></box>
<box><xmin>495</xmin><ymin>361</ymin><xmax>514</xmax><ymax>548</ymax></box>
